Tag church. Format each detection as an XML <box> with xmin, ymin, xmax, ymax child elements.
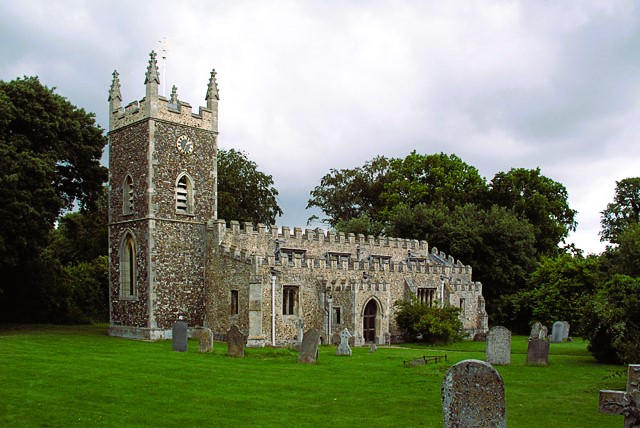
<box><xmin>107</xmin><ymin>52</ymin><xmax>488</xmax><ymax>346</ymax></box>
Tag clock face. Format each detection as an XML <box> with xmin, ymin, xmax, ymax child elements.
<box><xmin>176</xmin><ymin>135</ymin><xmax>194</xmax><ymax>155</ymax></box>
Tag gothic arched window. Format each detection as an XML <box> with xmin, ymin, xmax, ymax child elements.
<box><xmin>120</xmin><ymin>232</ymin><xmax>137</xmax><ymax>299</ymax></box>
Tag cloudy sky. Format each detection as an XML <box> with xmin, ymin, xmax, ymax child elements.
<box><xmin>1</xmin><ymin>1</ymin><xmax>639</xmax><ymax>254</ymax></box>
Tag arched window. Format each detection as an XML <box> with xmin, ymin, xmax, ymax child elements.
<box><xmin>123</xmin><ymin>175</ymin><xmax>134</xmax><ymax>215</ymax></box>
<box><xmin>120</xmin><ymin>232</ymin><xmax>137</xmax><ymax>299</ymax></box>
<box><xmin>176</xmin><ymin>174</ymin><xmax>194</xmax><ymax>214</ymax></box>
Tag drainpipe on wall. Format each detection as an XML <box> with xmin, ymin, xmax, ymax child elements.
<box><xmin>270</xmin><ymin>268</ymin><xmax>278</xmax><ymax>347</ymax></box>
<box><xmin>327</xmin><ymin>295</ymin><xmax>333</xmax><ymax>338</ymax></box>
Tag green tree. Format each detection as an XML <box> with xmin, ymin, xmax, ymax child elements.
<box><xmin>501</xmin><ymin>253</ymin><xmax>602</xmax><ymax>334</ymax></box>
<box><xmin>381</xmin><ymin>152</ymin><xmax>488</xmax><ymax>211</ymax></box>
<box><xmin>583</xmin><ymin>274</ymin><xmax>640</xmax><ymax>364</ymax></box>
<box><xmin>0</xmin><ymin>77</ymin><xmax>107</xmax><ymax>320</ymax></box>
<box><xmin>488</xmin><ymin>168</ymin><xmax>577</xmax><ymax>256</ymax></box>
<box><xmin>307</xmin><ymin>156</ymin><xmax>392</xmax><ymax>227</ymax></box>
<box><xmin>600</xmin><ymin>177</ymin><xmax>640</xmax><ymax>244</ymax></box>
<box><xmin>394</xmin><ymin>296</ymin><xmax>463</xmax><ymax>344</ymax></box>
<box><xmin>217</xmin><ymin>148</ymin><xmax>283</xmax><ymax>225</ymax></box>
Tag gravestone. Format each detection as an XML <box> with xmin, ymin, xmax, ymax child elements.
<box><xmin>442</xmin><ymin>359</ymin><xmax>506</xmax><ymax>428</ymax></box>
<box><xmin>539</xmin><ymin>325</ymin><xmax>548</xmax><ymax>339</ymax></box>
<box><xmin>198</xmin><ymin>328</ymin><xmax>214</xmax><ymax>353</ymax></box>
<box><xmin>227</xmin><ymin>324</ymin><xmax>246</xmax><ymax>358</ymax></box>
<box><xmin>298</xmin><ymin>328</ymin><xmax>321</xmax><ymax>364</ymax></box>
<box><xmin>336</xmin><ymin>328</ymin><xmax>352</xmax><ymax>356</ymax></box>
<box><xmin>599</xmin><ymin>364</ymin><xmax>640</xmax><ymax>426</ymax></box>
<box><xmin>551</xmin><ymin>321</ymin><xmax>564</xmax><ymax>343</ymax></box>
<box><xmin>411</xmin><ymin>358</ymin><xmax>426</xmax><ymax>367</ymax></box>
<box><xmin>370</xmin><ymin>343</ymin><xmax>377</xmax><ymax>353</ymax></box>
<box><xmin>486</xmin><ymin>326</ymin><xmax>511</xmax><ymax>365</ymax></box>
<box><xmin>526</xmin><ymin>338</ymin><xmax>550</xmax><ymax>366</ymax></box>
<box><xmin>172</xmin><ymin>319</ymin><xmax>188</xmax><ymax>352</ymax></box>
<box><xmin>562</xmin><ymin>321</ymin><xmax>570</xmax><ymax>340</ymax></box>
<box><xmin>529</xmin><ymin>321</ymin><xmax>542</xmax><ymax>340</ymax></box>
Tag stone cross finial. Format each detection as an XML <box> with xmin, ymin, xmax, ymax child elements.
<box><xmin>599</xmin><ymin>364</ymin><xmax>640</xmax><ymax>427</ymax></box>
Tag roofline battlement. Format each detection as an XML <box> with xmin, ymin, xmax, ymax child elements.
<box><xmin>108</xmin><ymin>51</ymin><xmax>219</xmax><ymax>133</ymax></box>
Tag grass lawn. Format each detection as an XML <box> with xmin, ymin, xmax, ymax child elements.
<box><xmin>0</xmin><ymin>324</ymin><xmax>627</xmax><ymax>427</ymax></box>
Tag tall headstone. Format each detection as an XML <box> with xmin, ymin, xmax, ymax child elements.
<box><xmin>198</xmin><ymin>328</ymin><xmax>214</xmax><ymax>353</ymax></box>
<box><xmin>599</xmin><ymin>364</ymin><xmax>640</xmax><ymax>427</ymax></box>
<box><xmin>540</xmin><ymin>325</ymin><xmax>548</xmax><ymax>339</ymax></box>
<box><xmin>562</xmin><ymin>321</ymin><xmax>570</xmax><ymax>340</ymax></box>
<box><xmin>298</xmin><ymin>328</ymin><xmax>321</xmax><ymax>364</ymax></box>
<box><xmin>336</xmin><ymin>328</ymin><xmax>352</xmax><ymax>356</ymax></box>
<box><xmin>526</xmin><ymin>338</ymin><xmax>550</xmax><ymax>366</ymax></box>
<box><xmin>486</xmin><ymin>326</ymin><xmax>511</xmax><ymax>366</ymax></box>
<box><xmin>551</xmin><ymin>321</ymin><xmax>564</xmax><ymax>343</ymax></box>
<box><xmin>442</xmin><ymin>359</ymin><xmax>506</xmax><ymax>428</ymax></box>
<box><xmin>227</xmin><ymin>324</ymin><xmax>246</xmax><ymax>358</ymax></box>
<box><xmin>529</xmin><ymin>321</ymin><xmax>542</xmax><ymax>340</ymax></box>
<box><xmin>172</xmin><ymin>319</ymin><xmax>188</xmax><ymax>352</ymax></box>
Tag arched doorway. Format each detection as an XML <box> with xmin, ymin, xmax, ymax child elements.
<box><xmin>363</xmin><ymin>299</ymin><xmax>378</xmax><ymax>343</ymax></box>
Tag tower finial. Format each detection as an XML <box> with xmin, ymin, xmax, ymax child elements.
<box><xmin>170</xmin><ymin>85</ymin><xmax>179</xmax><ymax>104</ymax></box>
<box><xmin>109</xmin><ymin>70</ymin><xmax>122</xmax><ymax>102</ymax></box>
<box><xmin>206</xmin><ymin>69</ymin><xmax>219</xmax><ymax>102</ymax></box>
<box><xmin>145</xmin><ymin>51</ymin><xmax>160</xmax><ymax>85</ymax></box>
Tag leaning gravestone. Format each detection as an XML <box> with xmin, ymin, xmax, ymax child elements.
<box><xmin>336</xmin><ymin>328</ymin><xmax>352</xmax><ymax>356</ymax></box>
<box><xmin>486</xmin><ymin>326</ymin><xmax>511</xmax><ymax>366</ymax></box>
<box><xmin>551</xmin><ymin>321</ymin><xmax>564</xmax><ymax>343</ymax></box>
<box><xmin>198</xmin><ymin>328</ymin><xmax>214</xmax><ymax>353</ymax></box>
<box><xmin>298</xmin><ymin>328</ymin><xmax>321</xmax><ymax>364</ymax></box>
<box><xmin>227</xmin><ymin>324</ymin><xmax>246</xmax><ymax>358</ymax></box>
<box><xmin>529</xmin><ymin>321</ymin><xmax>542</xmax><ymax>340</ymax></box>
<box><xmin>562</xmin><ymin>321</ymin><xmax>570</xmax><ymax>340</ymax></box>
<box><xmin>599</xmin><ymin>364</ymin><xmax>640</xmax><ymax>426</ymax></box>
<box><xmin>540</xmin><ymin>326</ymin><xmax>548</xmax><ymax>339</ymax></box>
<box><xmin>442</xmin><ymin>359</ymin><xmax>506</xmax><ymax>428</ymax></box>
<box><xmin>526</xmin><ymin>338</ymin><xmax>550</xmax><ymax>366</ymax></box>
<box><xmin>172</xmin><ymin>319</ymin><xmax>188</xmax><ymax>352</ymax></box>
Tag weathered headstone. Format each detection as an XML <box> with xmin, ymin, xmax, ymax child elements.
<box><xmin>227</xmin><ymin>324</ymin><xmax>246</xmax><ymax>358</ymax></box>
<box><xmin>298</xmin><ymin>328</ymin><xmax>321</xmax><ymax>364</ymax></box>
<box><xmin>411</xmin><ymin>358</ymin><xmax>425</xmax><ymax>366</ymax></box>
<box><xmin>540</xmin><ymin>325</ymin><xmax>548</xmax><ymax>339</ymax></box>
<box><xmin>486</xmin><ymin>326</ymin><xmax>511</xmax><ymax>365</ymax></box>
<box><xmin>172</xmin><ymin>319</ymin><xmax>188</xmax><ymax>352</ymax></box>
<box><xmin>526</xmin><ymin>338</ymin><xmax>550</xmax><ymax>366</ymax></box>
<box><xmin>599</xmin><ymin>364</ymin><xmax>640</xmax><ymax>427</ymax></box>
<box><xmin>336</xmin><ymin>328</ymin><xmax>352</xmax><ymax>356</ymax></box>
<box><xmin>562</xmin><ymin>321</ymin><xmax>570</xmax><ymax>340</ymax></box>
<box><xmin>529</xmin><ymin>321</ymin><xmax>543</xmax><ymax>340</ymax></box>
<box><xmin>369</xmin><ymin>343</ymin><xmax>377</xmax><ymax>353</ymax></box>
<box><xmin>442</xmin><ymin>359</ymin><xmax>506</xmax><ymax>428</ymax></box>
<box><xmin>198</xmin><ymin>328</ymin><xmax>214</xmax><ymax>353</ymax></box>
<box><xmin>551</xmin><ymin>321</ymin><xmax>564</xmax><ymax>343</ymax></box>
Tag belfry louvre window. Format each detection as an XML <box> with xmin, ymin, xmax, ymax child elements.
<box><xmin>175</xmin><ymin>174</ymin><xmax>194</xmax><ymax>214</ymax></box>
<box><xmin>283</xmin><ymin>286</ymin><xmax>299</xmax><ymax>315</ymax></box>
<box><xmin>123</xmin><ymin>175</ymin><xmax>134</xmax><ymax>215</ymax></box>
<box><xmin>120</xmin><ymin>233</ymin><xmax>137</xmax><ymax>298</ymax></box>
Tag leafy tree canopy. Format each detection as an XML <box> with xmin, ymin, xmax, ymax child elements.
<box><xmin>0</xmin><ymin>77</ymin><xmax>107</xmax><ymax>273</ymax></box>
<box><xmin>600</xmin><ymin>177</ymin><xmax>640</xmax><ymax>244</ymax></box>
<box><xmin>217</xmin><ymin>148</ymin><xmax>283</xmax><ymax>225</ymax></box>
<box><xmin>488</xmin><ymin>167</ymin><xmax>577</xmax><ymax>256</ymax></box>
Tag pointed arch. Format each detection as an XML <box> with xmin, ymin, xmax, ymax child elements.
<box><xmin>362</xmin><ymin>297</ymin><xmax>383</xmax><ymax>344</ymax></box>
<box><xmin>123</xmin><ymin>174</ymin><xmax>134</xmax><ymax>215</ymax></box>
<box><xmin>175</xmin><ymin>173</ymin><xmax>195</xmax><ymax>215</ymax></box>
<box><xmin>119</xmin><ymin>231</ymin><xmax>138</xmax><ymax>299</ymax></box>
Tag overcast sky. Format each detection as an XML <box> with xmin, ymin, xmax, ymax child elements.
<box><xmin>1</xmin><ymin>0</ymin><xmax>639</xmax><ymax>254</ymax></box>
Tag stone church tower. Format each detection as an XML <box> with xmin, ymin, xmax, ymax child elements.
<box><xmin>108</xmin><ymin>52</ymin><xmax>219</xmax><ymax>339</ymax></box>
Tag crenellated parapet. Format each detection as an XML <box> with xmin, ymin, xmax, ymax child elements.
<box><xmin>211</xmin><ymin>218</ymin><xmax>475</xmax><ymax>281</ymax></box>
<box><xmin>108</xmin><ymin>51</ymin><xmax>219</xmax><ymax>133</ymax></box>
